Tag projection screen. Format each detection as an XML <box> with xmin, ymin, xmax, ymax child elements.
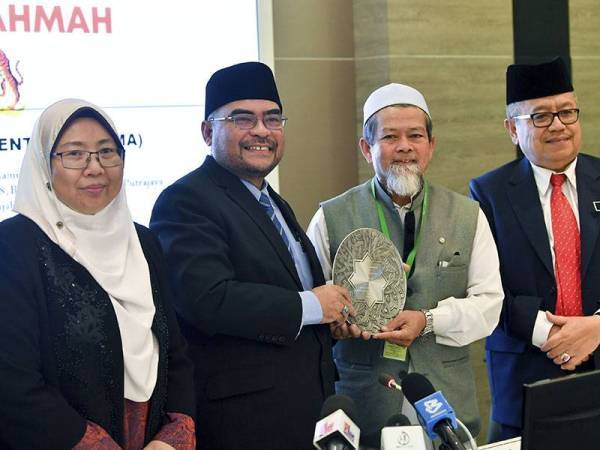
<box><xmin>0</xmin><ymin>0</ymin><xmax>274</xmax><ymax>224</ymax></box>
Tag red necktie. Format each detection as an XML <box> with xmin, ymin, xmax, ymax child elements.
<box><xmin>550</xmin><ymin>173</ymin><xmax>583</xmax><ymax>316</ymax></box>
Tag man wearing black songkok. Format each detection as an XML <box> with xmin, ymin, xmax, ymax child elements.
<box><xmin>150</xmin><ymin>62</ymin><xmax>353</xmax><ymax>449</ymax></box>
<box><xmin>470</xmin><ymin>57</ymin><xmax>600</xmax><ymax>442</ymax></box>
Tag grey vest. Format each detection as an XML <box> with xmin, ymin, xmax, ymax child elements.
<box><xmin>322</xmin><ymin>178</ymin><xmax>481</xmax><ymax>435</ymax></box>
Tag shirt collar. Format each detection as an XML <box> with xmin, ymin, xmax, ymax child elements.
<box><xmin>530</xmin><ymin>157</ymin><xmax>578</xmax><ymax>197</ymax></box>
<box><xmin>239</xmin><ymin>177</ymin><xmax>270</xmax><ymax>201</ymax></box>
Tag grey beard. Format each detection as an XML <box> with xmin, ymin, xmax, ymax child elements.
<box><xmin>385</xmin><ymin>163</ymin><xmax>423</xmax><ymax>198</ymax></box>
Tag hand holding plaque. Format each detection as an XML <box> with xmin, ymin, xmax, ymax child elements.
<box><xmin>332</xmin><ymin>228</ymin><xmax>407</xmax><ymax>334</ymax></box>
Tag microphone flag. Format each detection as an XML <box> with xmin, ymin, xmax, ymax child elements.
<box><xmin>413</xmin><ymin>391</ymin><xmax>457</xmax><ymax>441</ymax></box>
<box><xmin>313</xmin><ymin>409</ymin><xmax>360</xmax><ymax>450</ymax></box>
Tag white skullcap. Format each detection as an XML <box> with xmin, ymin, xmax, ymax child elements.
<box><xmin>363</xmin><ymin>83</ymin><xmax>431</xmax><ymax>125</ymax></box>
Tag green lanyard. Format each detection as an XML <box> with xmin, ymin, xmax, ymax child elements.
<box><xmin>370</xmin><ymin>178</ymin><xmax>429</xmax><ymax>272</ymax></box>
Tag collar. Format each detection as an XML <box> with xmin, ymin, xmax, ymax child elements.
<box><xmin>530</xmin><ymin>157</ymin><xmax>578</xmax><ymax>197</ymax></box>
<box><xmin>240</xmin><ymin>177</ymin><xmax>270</xmax><ymax>202</ymax></box>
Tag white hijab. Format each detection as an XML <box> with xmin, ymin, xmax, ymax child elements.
<box><xmin>14</xmin><ymin>98</ymin><xmax>158</xmax><ymax>401</ymax></box>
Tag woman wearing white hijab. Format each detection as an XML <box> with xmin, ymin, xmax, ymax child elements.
<box><xmin>0</xmin><ymin>99</ymin><xmax>196</xmax><ymax>449</ymax></box>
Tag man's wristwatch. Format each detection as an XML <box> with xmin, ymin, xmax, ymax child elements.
<box><xmin>420</xmin><ymin>309</ymin><xmax>434</xmax><ymax>336</ymax></box>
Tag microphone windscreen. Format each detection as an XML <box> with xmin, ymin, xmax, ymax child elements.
<box><xmin>378</xmin><ymin>372</ymin><xmax>395</xmax><ymax>388</ymax></box>
<box><xmin>385</xmin><ymin>413</ymin><xmax>411</xmax><ymax>427</ymax></box>
<box><xmin>400</xmin><ymin>372</ymin><xmax>435</xmax><ymax>405</ymax></box>
<box><xmin>319</xmin><ymin>394</ymin><xmax>358</xmax><ymax>422</ymax></box>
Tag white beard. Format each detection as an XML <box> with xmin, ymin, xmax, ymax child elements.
<box><xmin>384</xmin><ymin>163</ymin><xmax>423</xmax><ymax>198</ymax></box>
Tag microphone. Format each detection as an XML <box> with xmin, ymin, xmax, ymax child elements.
<box><xmin>380</xmin><ymin>413</ymin><xmax>431</xmax><ymax>450</ymax></box>
<box><xmin>386</xmin><ymin>414</ymin><xmax>411</xmax><ymax>427</ymax></box>
<box><xmin>378</xmin><ymin>373</ymin><xmax>402</xmax><ymax>392</ymax></box>
<box><xmin>400</xmin><ymin>373</ymin><xmax>466</xmax><ymax>450</ymax></box>
<box><xmin>313</xmin><ymin>394</ymin><xmax>360</xmax><ymax>450</ymax></box>
<box><xmin>360</xmin><ymin>414</ymin><xmax>412</xmax><ymax>449</ymax></box>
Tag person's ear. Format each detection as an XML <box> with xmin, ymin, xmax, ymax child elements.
<box><xmin>359</xmin><ymin>137</ymin><xmax>373</xmax><ymax>164</ymax></box>
<box><xmin>201</xmin><ymin>121</ymin><xmax>213</xmax><ymax>146</ymax></box>
<box><xmin>504</xmin><ymin>118</ymin><xmax>519</xmax><ymax>145</ymax></box>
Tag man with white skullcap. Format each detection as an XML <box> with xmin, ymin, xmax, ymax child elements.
<box><xmin>307</xmin><ymin>83</ymin><xmax>503</xmax><ymax>446</ymax></box>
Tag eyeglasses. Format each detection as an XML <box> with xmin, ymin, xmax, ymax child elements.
<box><xmin>52</xmin><ymin>148</ymin><xmax>123</xmax><ymax>169</ymax></box>
<box><xmin>512</xmin><ymin>108</ymin><xmax>580</xmax><ymax>128</ymax></box>
<box><xmin>208</xmin><ymin>113</ymin><xmax>287</xmax><ymax>130</ymax></box>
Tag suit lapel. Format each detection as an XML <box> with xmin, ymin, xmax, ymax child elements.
<box><xmin>269</xmin><ymin>189</ymin><xmax>329</xmax><ymax>348</ymax></box>
<box><xmin>507</xmin><ymin>158</ymin><xmax>554</xmax><ymax>276</ymax></box>
<box><xmin>269</xmin><ymin>187</ymin><xmax>325</xmax><ymax>287</ymax></box>
<box><xmin>575</xmin><ymin>156</ymin><xmax>600</xmax><ymax>279</ymax></box>
<box><xmin>204</xmin><ymin>157</ymin><xmax>302</xmax><ymax>288</ymax></box>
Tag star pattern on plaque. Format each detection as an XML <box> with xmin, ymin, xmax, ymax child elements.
<box><xmin>348</xmin><ymin>254</ymin><xmax>388</xmax><ymax>308</ymax></box>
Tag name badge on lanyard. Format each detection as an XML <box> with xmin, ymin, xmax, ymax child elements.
<box><xmin>371</xmin><ymin>178</ymin><xmax>429</xmax><ymax>361</ymax></box>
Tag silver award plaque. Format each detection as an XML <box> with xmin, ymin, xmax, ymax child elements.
<box><xmin>332</xmin><ymin>228</ymin><xmax>406</xmax><ymax>333</ymax></box>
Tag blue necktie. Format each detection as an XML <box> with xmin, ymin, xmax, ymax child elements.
<box><xmin>259</xmin><ymin>192</ymin><xmax>292</xmax><ymax>255</ymax></box>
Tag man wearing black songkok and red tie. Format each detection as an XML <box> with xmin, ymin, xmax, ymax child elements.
<box><xmin>470</xmin><ymin>57</ymin><xmax>600</xmax><ymax>442</ymax></box>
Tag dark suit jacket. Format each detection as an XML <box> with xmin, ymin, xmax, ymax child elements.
<box><xmin>0</xmin><ymin>215</ymin><xmax>195</xmax><ymax>450</ymax></box>
<box><xmin>470</xmin><ymin>154</ymin><xmax>600</xmax><ymax>428</ymax></box>
<box><xmin>150</xmin><ymin>156</ymin><xmax>335</xmax><ymax>450</ymax></box>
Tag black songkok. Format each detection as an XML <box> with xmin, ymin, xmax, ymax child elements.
<box><xmin>506</xmin><ymin>57</ymin><xmax>573</xmax><ymax>105</ymax></box>
<box><xmin>204</xmin><ymin>62</ymin><xmax>282</xmax><ymax>119</ymax></box>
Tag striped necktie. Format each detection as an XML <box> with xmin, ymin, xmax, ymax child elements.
<box><xmin>259</xmin><ymin>192</ymin><xmax>292</xmax><ymax>255</ymax></box>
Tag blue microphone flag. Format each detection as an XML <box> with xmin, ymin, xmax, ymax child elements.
<box><xmin>413</xmin><ymin>391</ymin><xmax>458</xmax><ymax>441</ymax></box>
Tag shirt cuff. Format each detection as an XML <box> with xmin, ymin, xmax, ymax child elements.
<box><xmin>73</xmin><ymin>421</ymin><xmax>120</xmax><ymax>450</ymax></box>
<box><xmin>153</xmin><ymin>412</ymin><xmax>196</xmax><ymax>450</ymax></box>
<box><xmin>429</xmin><ymin>305</ymin><xmax>449</xmax><ymax>336</ymax></box>
<box><xmin>532</xmin><ymin>311</ymin><xmax>554</xmax><ymax>348</ymax></box>
<box><xmin>300</xmin><ymin>291</ymin><xmax>323</xmax><ymax>327</ymax></box>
